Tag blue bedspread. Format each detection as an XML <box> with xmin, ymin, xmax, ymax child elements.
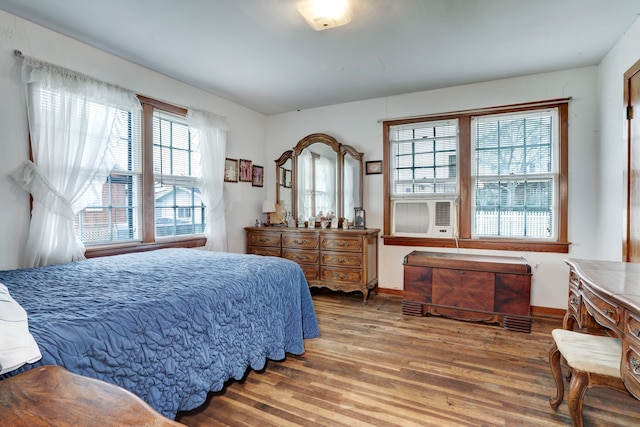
<box><xmin>0</xmin><ymin>248</ymin><xmax>320</xmax><ymax>418</ymax></box>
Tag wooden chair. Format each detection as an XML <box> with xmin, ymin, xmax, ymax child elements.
<box><xmin>548</xmin><ymin>329</ymin><xmax>630</xmax><ymax>427</ymax></box>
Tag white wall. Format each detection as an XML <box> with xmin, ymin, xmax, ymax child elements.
<box><xmin>598</xmin><ymin>16</ymin><xmax>640</xmax><ymax>261</ymax></box>
<box><xmin>266</xmin><ymin>67</ymin><xmax>600</xmax><ymax>310</ymax></box>
<box><xmin>0</xmin><ymin>10</ymin><xmax>267</xmax><ymax>269</ymax></box>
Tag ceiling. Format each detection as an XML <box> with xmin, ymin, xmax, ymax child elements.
<box><xmin>2</xmin><ymin>0</ymin><xmax>640</xmax><ymax>115</ymax></box>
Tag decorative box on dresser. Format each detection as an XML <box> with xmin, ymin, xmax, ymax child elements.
<box><xmin>245</xmin><ymin>227</ymin><xmax>379</xmax><ymax>302</ymax></box>
<box><xmin>402</xmin><ymin>251</ymin><xmax>532</xmax><ymax>333</ymax></box>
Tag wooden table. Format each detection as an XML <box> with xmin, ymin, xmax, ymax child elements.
<box><xmin>0</xmin><ymin>365</ymin><xmax>185</xmax><ymax>426</ymax></box>
<box><xmin>564</xmin><ymin>258</ymin><xmax>640</xmax><ymax>400</ymax></box>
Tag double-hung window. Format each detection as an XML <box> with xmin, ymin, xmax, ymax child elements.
<box><xmin>75</xmin><ymin>97</ymin><xmax>206</xmax><ymax>253</ymax></box>
<box><xmin>472</xmin><ymin>109</ymin><xmax>557</xmax><ymax>239</ymax></box>
<box><xmin>383</xmin><ymin>100</ymin><xmax>569</xmax><ymax>253</ymax></box>
<box><xmin>389</xmin><ymin>119</ymin><xmax>458</xmax><ymax>237</ymax></box>
<box><xmin>75</xmin><ymin>108</ymin><xmax>142</xmax><ymax>244</ymax></box>
<box><xmin>152</xmin><ymin>110</ymin><xmax>205</xmax><ymax>238</ymax></box>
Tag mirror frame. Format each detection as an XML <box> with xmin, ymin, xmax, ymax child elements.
<box><xmin>276</xmin><ymin>133</ymin><xmax>363</xmax><ymax>223</ymax></box>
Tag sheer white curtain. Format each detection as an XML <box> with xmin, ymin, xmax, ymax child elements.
<box><xmin>10</xmin><ymin>57</ymin><xmax>141</xmax><ymax>267</ymax></box>
<box><xmin>316</xmin><ymin>156</ymin><xmax>336</xmax><ymax>216</ymax></box>
<box><xmin>186</xmin><ymin>109</ymin><xmax>228</xmax><ymax>252</ymax></box>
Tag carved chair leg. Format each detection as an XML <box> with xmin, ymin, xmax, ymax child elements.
<box><xmin>566</xmin><ymin>369</ymin><xmax>589</xmax><ymax>427</ymax></box>
<box><xmin>548</xmin><ymin>343</ymin><xmax>564</xmax><ymax>410</ymax></box>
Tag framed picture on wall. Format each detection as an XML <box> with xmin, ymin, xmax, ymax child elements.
<box><xmin>354</xmin><ymin>207</ymin><xmax>366</xmax><ymax>229</ymax></box>
<box><xmin>365</xmin><ymin>160</ymin><xmax>382</xmax><ymax>175</ymax></box>
<box><xmin>252</xmin><ymin>165</ymin><xmax>264</xmax><ymax>187</ymax></box>
<box><xmin>224</xmin><ymin>158</ymin><xmax>238</xmax><ymax>182</ymax></box>
<box><xmin>239</xmin><ymin>159</ymin><xmax>252</xmax><ymax>182</ymax></box>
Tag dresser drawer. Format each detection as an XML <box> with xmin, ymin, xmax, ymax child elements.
<box><xmin>622</xmin><ymin>341</ymin><xmax>640</xmax><ymax>399</ymax></box>
<box><xmin>300</xmin><ymin>265</ymin><xmax>320</xmax><ymax>282</ymax></box>
<box><xmin>320</xmin><ymin>236</ymin><xmax>362</xmax><ymax>252</ymax></box>
<box><xmin>283</xmin><ymin>248</ymin><xmax>319</xmax><ymax>265</ymax></box>
<box><xmin>247</xmin><ymin>232</ymin><xmax>281</xmax><ymax>247</ymax></box>
<box><xmin>247</xmin><ymin>246</ymin><xmax>281</xmax><ymax>257</ymax></box>
<box><xmin>321</xmin><ymin>251</ymin><xmax>363</xmax><ymax>268</ymax></box>
<box><xmin>282</xmin><ymin>234</ymin><xmax>319</xmax><ymax>249</ymax></box>
<box><xmin>582</xmin><ymin>286</ymin><xmax>622</xmax><ymax>330</ymax></box>
<box><xmin>321</xmin><ymin>266</ymin><xmax>363</xmax><ymax>283</ymax></box>
<box><xmin>627</xmin><ymin>312</ymin><xmax>640</xmax><ymax>345</ymax></box>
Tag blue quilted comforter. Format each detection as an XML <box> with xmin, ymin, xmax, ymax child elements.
<box><xmin>0</xmin><ymin>248</ymin><xmax>320</xmax><ymax>418</ymax></box>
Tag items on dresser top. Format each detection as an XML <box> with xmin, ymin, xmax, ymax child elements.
<box><xmin>246</xmin><ymin>227</ymin><xmax>379</xmax><ymax>303</ymax></box>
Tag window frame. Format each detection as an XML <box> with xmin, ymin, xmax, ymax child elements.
<box><xmin>382</xmin><ymin>99</ymin><xmax>569</xmax><ymax>253</ymax></box>
<box><xmin>85</xmin><ymin>96</ymin><xmax>205</xmax><ymax>258</ymax></box>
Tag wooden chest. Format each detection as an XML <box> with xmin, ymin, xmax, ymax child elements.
<box><xmin>402</xmin><ymin>251</ymin><xmax>532</xmax><ymax>333</ymax></box>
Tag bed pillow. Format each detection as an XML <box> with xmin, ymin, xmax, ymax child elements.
<box><xmin>0</xmin><ymin>283</ymin><xmax>42</xmax><ymax>374</ymax></box>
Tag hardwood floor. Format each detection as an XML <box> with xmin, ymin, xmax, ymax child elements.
<box><xmin>176</xmin><ymin>290</ymin><xmax>640</xmax><ymax>426</ymax></box>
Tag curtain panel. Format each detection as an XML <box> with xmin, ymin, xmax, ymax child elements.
<box><xmin>11</xmin><ymin>56</ymin><xmax>140</xmax><ymax>267</ymax></box>
<box><xmin>186</xmin><ymin>109</ymin><xmax>229</xmax><ymax>252</ymax></box>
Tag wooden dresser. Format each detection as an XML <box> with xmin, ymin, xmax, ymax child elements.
<box><xmin>245</xmin><ymin>227</ymin><xmax>379</xmax><ymax>302</ymax></box>
<box><xmin>402</xmin><ymin>251</ymin><xmax>532</xmax><ymax>332</ymax></box>
<box><xmin>564</xmin><ymin>258</ymin><xmax>640</xmax><ymax>400</ymax></box>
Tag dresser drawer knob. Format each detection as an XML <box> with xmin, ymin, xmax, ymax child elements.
<box><xmin>333</xmin><ymin>272</ymin><xmax>349</xmax><ymax>279</ymax></box>
<box><xmin>293</xmin><ymin>239</ymin><xmax>308</xmax><ymax>245</ymax></box>
<box><xmin>603</xmin><ymin>307</ymin><xmax>614</xmax><ymax>316</ymax></box>
<box><xmin>569</xmin><ymin>295</ymin><xmax>578</xmax><ymax>304</ymax></box>
<box><xmin>293</xmin><ymin>254</ymin><xmax>308</xmax><ymax>260</ymax></box>
<box><xmin>634</xmin><ymin>328</ymin><xmax>640</xmax><ymax>338</ymax></box>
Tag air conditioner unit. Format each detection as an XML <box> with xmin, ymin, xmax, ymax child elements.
<box><xmin>392</xmin><ymin>199</ymin><xmax>457</xmax><ymax>238</ymax></box>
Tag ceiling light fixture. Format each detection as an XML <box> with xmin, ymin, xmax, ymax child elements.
<box><xmin>297</xmin><ymin>0</ymin><xmax>351</xmax><ymax>31</ymax></box>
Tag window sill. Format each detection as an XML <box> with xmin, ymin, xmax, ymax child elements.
<box><xmin>84</xmin><ymin>236</ymin><xmax>206</xmax><ymax>259</ymax></box>
<box><xmin>381</xmin><ymin>235</ymin><xmax>570</xmax><ymax>253</ymax></box>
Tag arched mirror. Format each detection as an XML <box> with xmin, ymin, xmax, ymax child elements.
<box><xmin>275</xmin><ymin>150</ymin><xmax>293</xmax><ymax>222</ymax></box>
<box><xmin>275</xmin><ymin>133</ymin><xmax>363</xmax><ymax>225</ymax></box>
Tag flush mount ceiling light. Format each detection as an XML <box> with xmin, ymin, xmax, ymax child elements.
<box><xmin>297</xmin><ymin>0</ymin><xmax>351</xmax><ymax>31</ymax></box>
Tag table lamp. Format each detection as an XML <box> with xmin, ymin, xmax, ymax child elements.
<box><xmin>262</xmin><ymin>200</ymin><xmax>276</xmax><ymax>226</ymax></box>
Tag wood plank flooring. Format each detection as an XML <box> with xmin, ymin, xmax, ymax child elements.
<box><xmin>176</xmin><ymin>290</ymin><xmax>640</xmax><ymax>426</ymax></box>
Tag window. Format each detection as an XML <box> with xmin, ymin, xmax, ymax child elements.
<box><xmin>472</xmin><ymin>110</ymin><xmax>556</xmax><ymax>239</ymax></box>
<box><xmin>76</xmin><ymin>97</ymin><xmax>206</xmax><ymax>253</ymax></box>
<box><xmin>152</xmin><ymin>110</ymin><xmax>205</xmax><ymax>238</ymax></box>
<box><xmin>76</xmin><ymin>109</ymin><xmax>142</xmax><ymax>244</ymax></box>
<box><xmin>383</xmin><ymin>100</ymin><xmax>569</xmax><ymax>253</ymax></box>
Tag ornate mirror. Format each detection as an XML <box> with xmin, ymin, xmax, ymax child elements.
<box><xmin>275</xmin><ymin>133</ymin><xmax>362</xmax><ymax>225</ymax></box>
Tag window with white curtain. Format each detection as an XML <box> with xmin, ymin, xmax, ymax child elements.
<box><xmin>75</xmin><ymin>108</ymin><xmax>142</xmax><ymax>244</ymax></box>
<box><xmin>76</xmin><ymin>98</ymin><xmax>208</xmax><ymax>248</ymax></box>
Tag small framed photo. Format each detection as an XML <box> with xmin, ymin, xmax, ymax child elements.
<box><xmin>366</xmin><ymin>160</ymin><xmax>382</xmax><ymax>175</ymax></box>
<box><xmin>224</xmin><ymin>158</ymin><xmax>238</xmax><ymax>182</ymax></box>
<box><xmin>284</xmin><ymin>169</ymin><xmax>292</xmax><ymax>188</ymax></box>
<box><xmin>239</xmin><ymin>159</ymin><xmax>252</xmax><ymax>182</ymax></box>
<box><xmin>354</xmin><ymin>207</ymin><xmax>366</xmax><ymax>229</ymax></box>
<box><xmin>252</xmin><ymin>165</ymin><xmax>264</xmax><ymax>187</ymax></box>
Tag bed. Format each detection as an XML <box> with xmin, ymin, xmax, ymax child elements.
<box><xmin>0</xmin><ymin>248</ymin><xmax>320</xmax><ymax>419</ymax></box>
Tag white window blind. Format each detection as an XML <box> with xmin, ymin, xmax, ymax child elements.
<box><xmin>390</xmin><ymin>119</ymin><xmax>458</xmax><ymax>198</ymax></box>
<box><xmin>471</xmin><ymin>108</ymin><xmax>558</xmax><ymax>239</ymax></box>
